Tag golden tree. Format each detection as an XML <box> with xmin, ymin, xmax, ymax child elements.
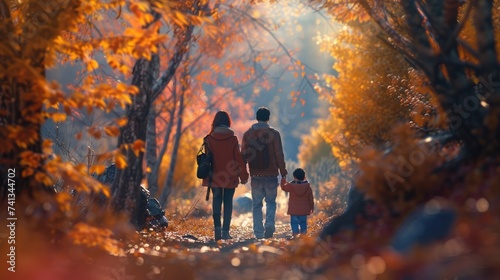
<box><xmin>310</xmin><ymin>3</ymin><xmax>500</xmax><ymax>276</ymax></box>
<box><xmin>313</xmin><ymin>20</ymin><xmax>436</xmax><ymax>164</ymax></box>
<box><xmin>108</xmin><ymin>0</ymin><xmax>211</xmax><ymax>229</ymax></box>
<box><xmin>313</xmin><ymin>0</ymin><xmax>500</xmax><ymax>157</ymax></box>
<box><xmin>0</xmin><ymin>0</ymin><xmax>143</xmax><ymax>199</ymax></box>
<box><xmin>0</xmin><ymin>0</ymin><xmax>204</xmax><ymax>230</ymax></box>
<box><xmin>0</xmin><ymin>0</ymin><xmax>182</xmax><ymax>258</ymax></box>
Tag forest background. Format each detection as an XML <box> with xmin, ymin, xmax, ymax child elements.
<box><xmin>1</xmin><ymin>0</ymin><xmax>500</xmax><ymax>279</ymax></box>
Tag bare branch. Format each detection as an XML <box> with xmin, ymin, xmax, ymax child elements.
<box><xmin>357</xmin><ymin>0</ymin><xmax>414</xmax><ymax>54</ymax></box>
<box><xmin>152</xmin><ymin>25</ymin><xmax>194</xmax><ymax>100</ymax></box>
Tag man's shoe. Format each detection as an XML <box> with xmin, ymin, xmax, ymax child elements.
<box><xmin>222</xmin><ymin>230</ymin><xmax>232</xmax><ymax>240</ymax></box>
<box><xmin>264</xmin><ymin>227</ymin><xmax>274</xmax><ymax>238</ymax></box>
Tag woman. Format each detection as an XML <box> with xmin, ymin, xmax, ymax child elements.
<box><xmin>203</xmin><ymin>111</ymin><xmax>249</xmax><ymax>240</ymax></box>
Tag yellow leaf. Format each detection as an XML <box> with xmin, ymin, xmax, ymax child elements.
<box><xmin>51</xmin><ymin>113</ymin><xmax>67</xmax><ymax>122</ymax></box>
<box><xmin>87</xmin><ymin>60</ymin><xmax>99</xmax><ymax>71</ymax></box>
<box><xmin>121</xmin><ymin>94</ymin><xmax>132</xmax><ymax>105</ymax></box>
<box><xmin>107</xmin><ymin>56</ymin><xmax>120</xmax><ymax>69</ymax></box>
<box><xmin>100</xmin><ymin>185</ymin><xmax>110</xmax><ymax>197</ymax></box>
<box><xmin>115</xmin><ymin>153</ymin><xmax>127</xmax><ymax>169</ymax></box>
<box><xmin>173</xmin><ymin>11</ymin><xmax>189</xmax><ymax>27</ymax></box>
<box><xmin>116</xmin><ymin>83</ymin><xmax>127</xmax><ymax>92</ymax></box>
<box><xmin>90</xmin><ymin>164</ymin><xmax>106</xmax><ymax>175</ymax></box>
<box><xmin>119</xmin><ymin>64</ymin><xmax>130</xmax><ymax>75</ymax></box>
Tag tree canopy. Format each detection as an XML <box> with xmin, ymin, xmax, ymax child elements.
<box><xmin>1</xmin><ymin>1</ymin><xmax>500</xmax><ymax>279</ymax></box>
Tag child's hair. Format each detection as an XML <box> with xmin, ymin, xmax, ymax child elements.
<box><xmin>293</xmin><ymin>168</ymin><xmax>306</xmax><ymax>181</ymax></box>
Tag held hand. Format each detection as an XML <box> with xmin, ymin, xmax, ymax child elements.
<box><xmin>280</xmin><ymin>177</ymin><xmax>287</xmax><ymax>186</ymax></box>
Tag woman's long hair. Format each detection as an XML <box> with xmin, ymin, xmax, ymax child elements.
<box><xmin>210</xmin><ymin>111</ymin><xmax>231</xmax><ymax>134</ymax></box>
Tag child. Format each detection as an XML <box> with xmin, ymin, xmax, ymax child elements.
<box><xmin>280</xmin><ymin>168</ymin><xmax>314</xmax><ymax>236</ymax></box>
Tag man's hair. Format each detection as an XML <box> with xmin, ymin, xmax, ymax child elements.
<box><xmin>256</xmin><ymin>106</ymin><xmax>270</xmax><ymax>122</ymax></box>
<box><xmin>293</xmin><ymin>168</ymin><xmax>306</xmax><ymax>181</ymax></box>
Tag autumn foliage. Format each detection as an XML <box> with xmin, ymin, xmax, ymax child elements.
<box><xmin>303</xmin><ymin>0</ymin><xmax>500</xmax><ymax>278</ymax></box>
<box><xmin>1</xmin><ymin>0</ymin><xmax>500</xmax><ymax>279</ymax></box>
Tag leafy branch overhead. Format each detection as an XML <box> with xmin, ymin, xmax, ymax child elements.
<box><xmin>1</xmin><ymin>1</ymin><xmax>500</xmax><ymax>279</ymax></box>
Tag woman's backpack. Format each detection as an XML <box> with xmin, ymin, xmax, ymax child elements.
<box><xmin>196</xmin><ymin>141</ymin><xmax>213</xmax><ymax>179</ymax></box>
<box><xmin>197</xmin><ymin>137</ymin><xmax>214</xmax><ymax>201</ymax></box>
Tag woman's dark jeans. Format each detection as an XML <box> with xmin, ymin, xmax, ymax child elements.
<box><xmin>211</xmin><ymin>187</ymin><xmax>235</xmax><ymax>231</ymax></box>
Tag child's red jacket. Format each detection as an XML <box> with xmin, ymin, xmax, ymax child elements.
<box><xmin>281</xmin><ymin>179</ymin><xmax>314</xmax><ymax>216</ymax></box>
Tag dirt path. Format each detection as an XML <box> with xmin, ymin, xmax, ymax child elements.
<box><xmin>110</xmin><ymin>214</ymin><xmax>324</xmax><ymax>280</ymax></box>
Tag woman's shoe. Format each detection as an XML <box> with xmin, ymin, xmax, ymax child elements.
<box><xmin>214</xmin><ymin>227</ymin><xmax>222</xmax><ymax>240</ymax></box>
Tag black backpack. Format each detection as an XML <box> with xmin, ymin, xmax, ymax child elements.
<box><xmin>196</xmin><ymin>140</ymin><xmax>213</xmax><ymax>179</ymax></box>
<box><xmin>147</xmin><ymin>197</ymin><xmax>165</xmax><ymax>217</ymax></box>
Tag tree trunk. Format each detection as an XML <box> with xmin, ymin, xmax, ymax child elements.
<box><xmin>0</xmin><ymin>79</ymin><xmax>46</xmax><ymax>200</ymax></box>
<box><xmin>111</xmin><ymin>58</ymin><xmax>152</xmax><ymax>229</ymax></box>
<box><xmin>148</xmin><ymin>88</ymin><xmax>177</xmax><ymax>197</ymax></box>
<box><xmin>111</xmin><ymin>4</ymin><xmax>195</xmax><ymax>227</ymax></box>
<box><xmin>0</xmin><ymin>1</ymin><xmax>62</xmax><ymax>200</ymax></box>
<box><xmin>112</xmin><ymin>52</ymin><xmax>188</xmax><ymax>228</ymax></box>
<box><xmin>401</xmin><ymin>0</ymin><xmax>493</xmax><ymax>156</ymax></box>
<box><xmin>145</xmin><ymin>51</ymin><xmax>160</xmax><ymax>195</ymax></box>
<box><xmin>159</xmin><ymin>79</ymin><xmax>187</xmax><ymax>207</ymax></box>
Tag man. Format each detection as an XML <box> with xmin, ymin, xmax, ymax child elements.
<box><xmin>242</xmin><ymin>106</ymin><xmax>287</xmax><ymax>238</ymax></box>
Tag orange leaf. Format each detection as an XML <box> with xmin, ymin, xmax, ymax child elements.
<box><xmin>104</xmin><ymin>126</ymin><xmax>120</xmax><ymax>137</ymax></box>
<box><xmin>173</xmin><ymin>11</ymin><xmax>189</xmax><ymax>27</ymax></box>
<box><xmin>132</xmin><ymin>140</ymin><xmax>145</xmax><ymax>157</ymax></box>
<box><xmin>42</xmin><ymin>139</ymin><xmax>53</xmax><ymax>154</ymax></box>
<box><xmin>22</xmin><ymin>168</ymin><xmax>34</xmax><ymax>177</ymax></box>
<box><xmin>116</xmin><ymin>117</ymin><xmax>128</xmax><ymax>127</ymax></box>
<box><xmin>115</xmin><ymin>153</ymin><xmax>127</xmax><ymax>169</ymax></box>
<box><xmin>88</xmin><ymin>127</ymin><xmax>102</xmax><ymax>139</ymax></box>
<box><xmin>87</xmin><ymin>60</ymin><xmax>99</xmax><ymax>71</ymax></box>
<box><xmin>90</xmin><ymin>164</ymin><xmax>106</xmax><ymax>175</ymax></box>
<box><xmin>100</xmin><ymin>185</ymin><xmax>110</xmax><ymax>197</ymax></box>
<box><xmin>51</xmin><ymin>113</ymin><xmax>67</xmax><ymax>122</ymax></box>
